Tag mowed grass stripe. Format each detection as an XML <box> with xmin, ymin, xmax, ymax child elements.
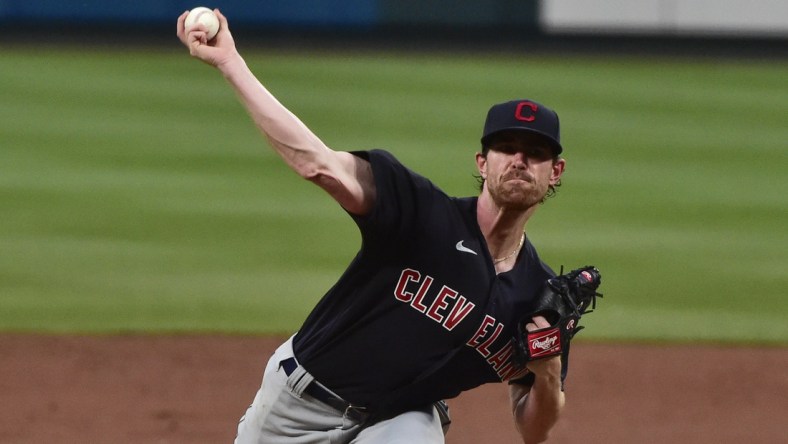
<box><xmin>1</xmin><ymin>47</ymin><xmax>786</xmax><ymax>342</ymax></box>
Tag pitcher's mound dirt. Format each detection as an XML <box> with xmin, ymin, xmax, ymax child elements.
<box><xmin>0</xmin><ymin>335</ymin><xmax>785</xmax><ymax>443</ymax></box>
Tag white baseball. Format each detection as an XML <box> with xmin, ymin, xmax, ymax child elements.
<box><xmin>184</xmin><ymin>7</ymin><xmax>220</xmax><ymax>40</ymax></box>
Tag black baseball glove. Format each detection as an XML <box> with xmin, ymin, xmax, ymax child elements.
<box><xmin>512</xmin><ymin>266</ymin><xmax>603</xmax><ymax>380</ymax></box>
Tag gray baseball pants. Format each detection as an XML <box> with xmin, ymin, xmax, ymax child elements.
<box><xmin>234</xmin><ymin>336</ymin><xmax>446</xmax><ymax>444</ymax></box>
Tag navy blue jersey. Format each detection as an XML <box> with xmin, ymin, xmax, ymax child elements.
<box><xmin>292</xmin><ymin>149</ymin><xmax>554</xmax><ymax>415</ymax></box>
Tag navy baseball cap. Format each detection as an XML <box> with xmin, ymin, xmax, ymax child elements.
<box><xmin>481</xmin><ymin>99</ymin><xmax>563</xmax><ymax>155</ymax></box>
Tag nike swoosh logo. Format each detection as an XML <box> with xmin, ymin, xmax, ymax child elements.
<box><xmin>455</xmin><ymin>241</ymin><xmax>478</xmax><ymax>255</ymax></box>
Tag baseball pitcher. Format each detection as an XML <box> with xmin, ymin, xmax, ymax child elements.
<box><xmin>177</xmin><ymin>9</ymin><xmax>603</xmax><ymax>444</ymax></box>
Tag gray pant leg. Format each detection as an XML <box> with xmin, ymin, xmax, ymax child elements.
<box><xmin>235</xmin><ymin>337</ymin><xmax>362</xmax><ymax>444</ymax></box>
<box><xmin>235</xmin><ymin>337</ymin><xmax>445</xmax><ymax>444</ymax></box>
<box><xmin>350</xmin><ymin>406</ymin><xmax>445</xmax><ymax>444</ymax></box>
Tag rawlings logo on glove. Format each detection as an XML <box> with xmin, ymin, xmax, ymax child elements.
<box><xmin>529</xmin><ymin>329</ymin><xmax>561</xmax><ymax>356</ymax></box>
<box><xmin>512</xmin><ymin>266</ymin><xmax>603</xmax><ymax>380</ymax></box>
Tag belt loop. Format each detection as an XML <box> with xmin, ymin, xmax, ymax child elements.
<box><xmin>285</xmin><ymin>362</ymin><xmax>315</xmax><ymax>398</ymax></box>
<box><xmin>344</xmin><ymin>405</ymin><xmax>369</xmax><ymax>423</ymax></box>
<box><xmin>279</xmin><ymin>356</ymin><xmax>370</xmax><ymax>423</ymax></box>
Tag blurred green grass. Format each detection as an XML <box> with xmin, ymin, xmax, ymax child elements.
<box><xmin>1</xmin><ymin>46</ymin><xmax>786</xmax><ymax>343</ymax></box>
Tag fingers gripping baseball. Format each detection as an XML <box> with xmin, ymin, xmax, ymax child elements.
<box><xmin>177</xmin><ymin>9</ymin><xmax>236</xmax><ymax>67</ymax></box>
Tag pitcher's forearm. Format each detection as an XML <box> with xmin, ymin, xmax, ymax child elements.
<box><xmin>218</xmin><ymin>54</ymin><xmax>330</xmax><ymax>178</ymax></box>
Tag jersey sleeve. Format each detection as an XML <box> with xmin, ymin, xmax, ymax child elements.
<box><xmin>350</xmin><ymin>149</ymin><xmax>447</xmax><ymax>249</ymax></box>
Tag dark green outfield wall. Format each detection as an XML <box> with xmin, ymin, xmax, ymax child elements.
<box><xmin>2</xmin><ymin>0</ymin><xmax>784</xmax><ymax>58</ymax></box>
<box><xmin>380</xmin><ymin>0</ymin><xmax>537</xmax><ymax>26</ymax></box>
<box><xmin>0</xmin><ymin>0</ymin><xmax>538</xmax><ymax>28</ymax></box>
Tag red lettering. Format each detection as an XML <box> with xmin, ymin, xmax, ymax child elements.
<box><xmin>467</xmin><ymin>315</ymin><xmax>495</xmax><ymax>348</ymax></box>
<box><xmin>394</xmin><ymin>269</ymin><xmax>420</xmax><ymax>302</ymax></box>
<box><xmin>393</xmin><ymin>268</ymin><xmax>476</xmax><ymax>333</ymax></box>
<box><xmin>488</xmin><ymin>342</ymin><xmax>514</xmax><ymax>372</ymax></box>
<box><xmin>477</xmin><ymin>322</ymin><xmax>503</xmax><ymax>357</ymax></box>
<box><xmin>443</xmin><ymin>296</ymin><xmax>475</xmax><ymax>331</ymax></box>
<box><xmin>515</xmin><ymin>101</ymin><xmax>537</xmax><ymax>122</ymax></box>
<box><xmin>411</xmin><ymin>275</ymin><xmax>433</xmax><ymax>313</ymax></box>
<box><xmin>426</xmin><ymin>286</ymin><xmax>456</xmax><ymax>323</ymax></box>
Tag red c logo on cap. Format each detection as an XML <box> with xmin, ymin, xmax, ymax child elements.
<box><xmin>515</xmin><ymin>101</ymin><xmax>538</xmax><ymax>122</ymax></box>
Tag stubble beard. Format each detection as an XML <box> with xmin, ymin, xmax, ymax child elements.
<box><xmin>488</xmin><ymin>175</ymin><xmax>549</xmax><ymax>211</ymax></box>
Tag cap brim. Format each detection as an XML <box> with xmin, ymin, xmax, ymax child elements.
<box><xmin>481</xmin><ymin>127</ymin><xmax>563</xmax><ymax>155</ymax></box>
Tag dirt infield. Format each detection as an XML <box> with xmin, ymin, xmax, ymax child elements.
<box><xmin>1</xmin><ymin>335</ymin><xmax>785</xmax><ymax>443</ymax></box>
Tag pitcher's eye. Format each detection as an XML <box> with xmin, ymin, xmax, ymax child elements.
<box><xmin>491</xmin><ymin>143</ymin><xmax>517</xmax><ymax>154</ymax></box>
<box><xmin>526</xmin><ymin>146</ymin><xmax>551</xmax><ymax>160</ymax></box>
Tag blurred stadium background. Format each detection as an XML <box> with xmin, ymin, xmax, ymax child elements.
<box><xmin>2</xmin><ymin>5</ymin><xmax>786</xmax><ymax>442</ymax></box>
<box><xmin>1</xmin><ymin>0</ymin><xmax>786</xmax><ymax>342</ymax></box>
<box><xmin>3</xmin><ymin>0</ymin><xmax>788</xmax><ymax>53</ymax></box>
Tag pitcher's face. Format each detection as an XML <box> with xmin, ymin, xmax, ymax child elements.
<box><xmin>477</xmin><ymin>132</ymin><xmax>565</xmax><ymax>210</ymax></box>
